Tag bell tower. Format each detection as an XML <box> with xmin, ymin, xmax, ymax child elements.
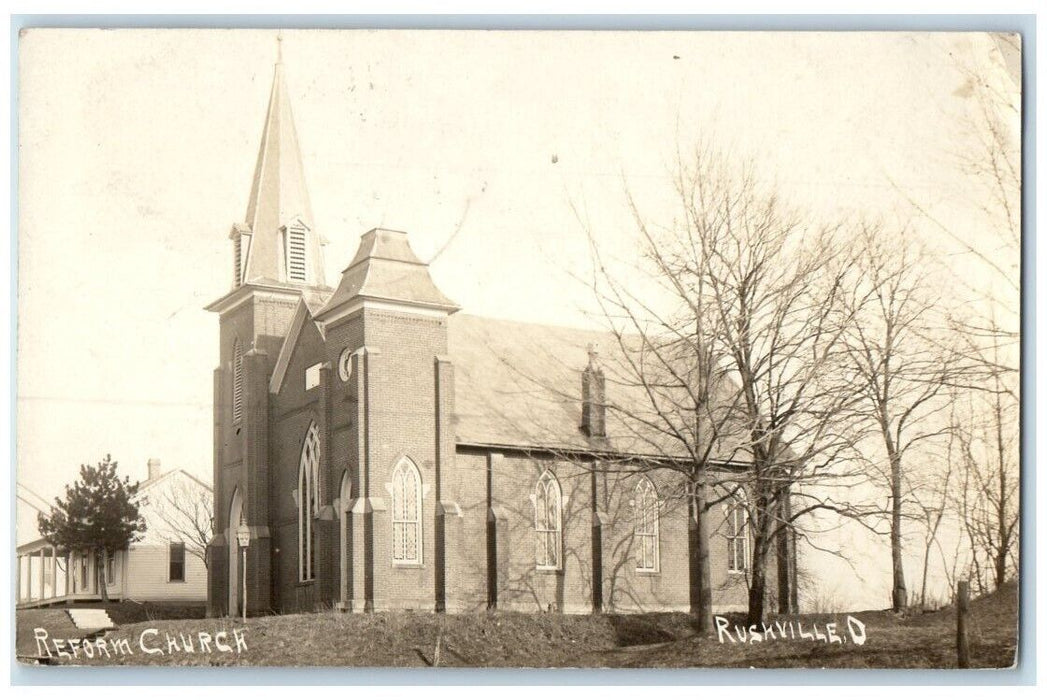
<box><xmin>205</xmin><ymin>40</ymin><xmax>330</xmax><ymax>617</ymax></box>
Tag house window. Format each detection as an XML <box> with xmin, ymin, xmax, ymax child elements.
<box><xmin>169</xmin><ymin>543</ymin><xmax>186</xmax><ymax>582</ymax></box>
<box><xmin>298</xmin><ymin>422</ymin><xmax>321</xmax><ymax>581</ymax></box>
<box><xmin>391</xmin><ymin>458</ymin><xmax>423</xmax><ymax>565</ymax></box>
<box><xmin>232</xmin><ymin>339</ymin><xmax>244</xmax><ymax>425</ymax></box>
<box><xmin>105</xmin><ymin>551</ymin><xmax>116</xmax><ymax>585</ymax></box>
<box><xmin>634</xmin><ymin>476</ymin><xmax>659</xmax><ymax>572</ymax></box>
<box><xmin>286</xmin><ymin>226</ymin><xmax>307</xmax><ymax>282</ymax></box>
<box><xmin>534</xmin><ymin>471</ymin><xmax>562</xmax><ymax>570</ymax></box>
<box><xmin>726</xmin><ymin>497</ymin><xmax>749</xmax><ymax>573</ymax></box>
<box><xmin>79</xmin><ymin>553</ymin><xmax>89</xmax><ymax>592</ymax></box>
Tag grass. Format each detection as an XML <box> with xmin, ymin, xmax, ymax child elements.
<box><xmin>41</xmin><ymin>600</ymin><xmax>208</xmax><ymax>625</ymax></box>
<box><xmin>16</xmin><ymin>601</ymin><xmax>207</xmax><ymax>661</ymax></box>
<box><xmin>20</xmin><ymin>582</ymin><xmax>1017</xmax><ymax>669</ymax></box>
<box><xmin>16</xmin><ymin>609</ymin><xmax>90</xmax><ymax>660</ymax></box>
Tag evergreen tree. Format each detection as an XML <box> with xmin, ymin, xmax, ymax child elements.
<box><xmin>37</xmin><ymin>454</ymin><xmax>146</xmax><ymax>601</ymax></box>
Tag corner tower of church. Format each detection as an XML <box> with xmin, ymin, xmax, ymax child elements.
<box><xmin>205</xmin><ymin>47</ymin><xmax>331</xmax><ymax>617</ymax></box>
<box><xmin>302</xmin><ymin>228</ymin><xmax>460</xmax><ymax>613</ymax></box>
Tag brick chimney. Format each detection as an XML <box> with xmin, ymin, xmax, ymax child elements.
<box><xmin>147</xmin><ymin>458</ymin><xmax>162</xmax><ymax>481</ymax></box>
<box><xmin>581</xmin><ymin>343</ymin><xmax>606</xmax><ymax>438</ymax></box>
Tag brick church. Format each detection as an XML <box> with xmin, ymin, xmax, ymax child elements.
<box><xmin>205</xmin><ymin>55</ymin><xmax>793</xmax><ymax>617</ymax></box>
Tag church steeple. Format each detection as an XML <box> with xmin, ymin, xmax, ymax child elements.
<box><xmin>231</xmin><ymin>38</ymin><xmax>326</xmax><ymax>289</ymax></box>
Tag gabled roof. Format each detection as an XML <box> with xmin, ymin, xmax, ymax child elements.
<box><xmin>269</xmin><ymin>297</ymin><xmax>329</xmax><ymax>394</ymax></box>
<box><xmin>138</xmin><ymin>468</ymin><xmax>212</xmax><ymax>495</ymax></box>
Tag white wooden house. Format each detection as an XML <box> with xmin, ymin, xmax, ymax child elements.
<box><xmin>16</xmin><ymin>460</ymin><xmax>211</xmax><ymax>608</ymax></box>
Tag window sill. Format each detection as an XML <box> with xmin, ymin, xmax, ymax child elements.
<box><xmin>726</xmin><ymin>570</ymin><xmax>748</xmax><ymax>576</ymax></box>
<box><xmin>295</xmin><ymin>579</ymin><xmax>316</xmax><ymax>587</ymax></box>
<box><xmin>635</xmin><ymin>569</ymin><xmax>660</xmax><ymax>577</ymax></box>
<box><xmin>392</xmin><ymin>562</ymin><xmax>424</xmax><ymax>569</ymax></box>
<box><xmin>535</xmin><ymin>566</ymin><xmax>563</xmax><ymax>575</ymax></box>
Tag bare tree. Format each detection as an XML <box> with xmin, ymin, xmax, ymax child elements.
<box><xmin>837</xmin><ymin>223</ymin><xmax>961</xmax><ymax>611</ymax></box>
<box><xmin>879</xmin><ymin>33</ymin><xmax>1022</xmax><ymax>610</ymax></box>
<box><xmin>589</xmin><ymin>142</ymin><xmax>875</xmax><ymax>626</ymax></box>
<box><xmin>551</xmin><ymin>202</ymin><xmax>751</xmax><ymax>633</ymax></box>
<box><xmin>952</xmin><ymin>319</ymin><xmax>1019</xmax><ymax>596</ymax></box>
<box><xmin>909</xmin><ymin>421</ymin><xmax>955</xmax><ymax>610</ymax></box>
<box><xmin>149</xmin><ymin>478</ymin><xmax>214</xmax><ymax>567</ymax></box>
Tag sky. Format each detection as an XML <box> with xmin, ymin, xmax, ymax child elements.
<box><xmin>15</xmin><ymin>29</ymin><xmax>1020</xmax><ymax>609</ymax></box>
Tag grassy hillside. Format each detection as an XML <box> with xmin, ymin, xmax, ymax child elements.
<box><xmin>20</xmin><ymin>582</ymin><xmax>1018</xmax><ymax>669</ymax></box>
<box><xmin>16</xmin><ymin>610</ymin><xmax>89</xmax><ymax>659</ymax></box>
<box><xmin>16</xmin><ymin>602</ymin><xmax>207</xmax><ymax>661</ymax></box>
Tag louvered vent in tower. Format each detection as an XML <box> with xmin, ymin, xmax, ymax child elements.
<box><xmin>232</xmin><ymin>340</ymin><xmax>244</xmax><ymax>424</ymax></box>
<box><xmin>233</xmin><ymin>235</ymin><xmax>242</xmax><ymax>288</ymax></box>
<box><xmin>287</xmin><ymin>226</ymin><xmax>307</xmax><ymax>282</ymax></box>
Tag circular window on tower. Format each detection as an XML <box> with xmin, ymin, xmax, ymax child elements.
<box><xmin>337</xmin><ymin>347</ymin><xmax>353</xmax><ymax>382</ymax></box>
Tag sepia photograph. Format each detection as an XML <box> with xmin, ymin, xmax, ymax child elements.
<box><xmin>14</xmin><ymin>26</ymin><xmax>1022</xmax><ymax>671</ymax></box>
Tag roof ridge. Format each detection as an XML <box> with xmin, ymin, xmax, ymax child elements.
<box><xmin>139</xmin><ymin>468</ymin><xmax>213</xmax><ymax>494</ymax></box>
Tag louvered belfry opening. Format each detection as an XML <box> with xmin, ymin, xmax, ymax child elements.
<box><xmin>233</xmin><ymin>234</ymin><xmax>242</xmax><ymax>287</ymax></box>
<box><xmin>286</xmin><ymin>225</ymin><xmax>307</xmax><ymax>282</ymax></box>
<box><xmin>232</xmin><ymin>339</ymin><xmax>244</xmax><ymax>424</ymax></box>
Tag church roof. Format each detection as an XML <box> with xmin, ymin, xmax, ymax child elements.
<box><xmin>447</xmin><ymin>313</ymin><xmax>744</xmax><ymax>464</ymax></box>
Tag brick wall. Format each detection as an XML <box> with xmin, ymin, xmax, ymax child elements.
<box><xmin>209</xmin><ymin>289</ymin><xmax>301</xmax><ymax>617</ymax></box>
<box><xmin>593</xmin><ymin>468</ymin><xmax>690</xmax><ymax>613</ymax></box>
<box><xmin>268</xmin><ymin>311</ymin><xmax>326</xmax><ymax>612</ymax></box>
<box><xmin>262</xmin><ymin>306</ymin><xmax>453</xmax><ymax>613</ymax></box>
<box><xmin>447</xmin><ymin>448</ymin><xmax>761</xmax><ymax>615</ymax></box>
<box><xmin>486</xmin><ymin>456</ymin><xmax>594</xmax><ymax>613</ymax></box>
<box><xmin>362</xmin><ymin>309</ymin><xmax>448</xmax><ymax>612</ymax></box>
<box><xmin>441</xmin><ymin>451</ymin><xmax>488</xmax><ymax>612</ymax></box>
<box><xmin>322</xmin><ymin>310</ymin><xmax>365</xmax><ymax>611</ymax></box>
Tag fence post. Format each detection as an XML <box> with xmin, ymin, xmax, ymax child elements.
<box><xmin>956</xmin><ymin>580</ymin><xmax>970</xmax><ymax>668</ymax></box>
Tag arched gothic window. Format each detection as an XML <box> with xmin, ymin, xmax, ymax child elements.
<box><xmin>726</xmin><ymin>494</ymin><xmax>749</xmax><ymax>573</ymax></box>
<box><xmin>634</xmin><ymin>476</ymin><xmax>659</xmax><ymax>572</ymax></box>
<box><xmin>232</xmin><ymin>339</ymin><xmax>244</xmax><ymax>425</ymax></box>
<box><xmin>391</xmin><ymin>458</ymin><xmax>422</xmax><ymax>565</ymax></box>
<box><xmin>298</xmin><ymin>422</ymin><xmax>320</xmax><ymax>581</ymax></box>
<box><xmin>534</xmin><ymin>471</ymin><xmax>563</xmax><ymax>570</ymax></box>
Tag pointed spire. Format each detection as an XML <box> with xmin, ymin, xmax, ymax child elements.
<box><xmin>237</xmin><ymin>37</ymin><xmax>325</xmax><ymax>288</ymax></box>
